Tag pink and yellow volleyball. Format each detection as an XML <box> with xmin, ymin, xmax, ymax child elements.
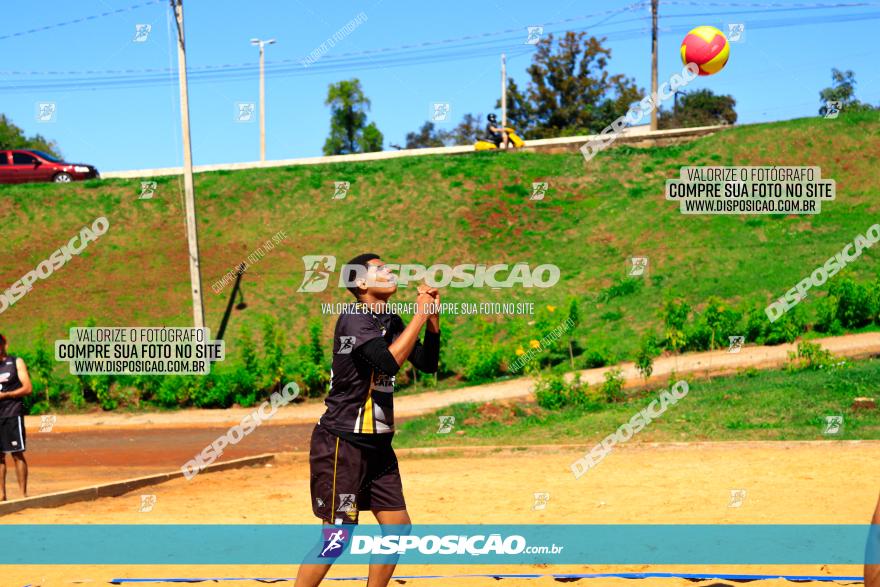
<box><xmin>680</xmin><ymin>26</ymin><xmax>730</xmax><ymax>76</ymax></box>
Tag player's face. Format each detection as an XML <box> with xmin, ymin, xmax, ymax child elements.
<box><xmin>365</xmin><ymin>260</ymin><xmax>397</xmax><ymax>297</ymax></box>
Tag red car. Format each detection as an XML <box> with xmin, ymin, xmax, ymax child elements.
<box><xmin>0</xmin><ymin>149</ymin><xmax>99</xmax><ymax>184</ymax></box>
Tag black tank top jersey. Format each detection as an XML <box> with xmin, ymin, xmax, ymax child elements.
<box><xmin>0</xmin><ymin>355</ymin><xmax>23</xmax><ymax>418</ymax></box>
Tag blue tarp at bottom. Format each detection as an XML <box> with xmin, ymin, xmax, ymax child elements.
<box><xmin>109</xmin><ymin>571</ymin><xmax>866</xmax><ymax>584</ymax></box>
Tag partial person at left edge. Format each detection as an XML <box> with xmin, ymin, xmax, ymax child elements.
<box><xmin>0</xmin><ymin>333</ymin><xmax>33</xmax><ymax>500</ymax></box>
<box><xmin>867</xmin><ymin>491</ymin><xmax>880</xmax><ymax>587</ymax></box>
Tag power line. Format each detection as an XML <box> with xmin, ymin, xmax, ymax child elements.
<box><xmin>0</xmin><ymin>46</ymin><xmax>538</xmax><ymax>92</ymax></box>
<box><xmin>2</xmin><ymin>5</ymin><xmax>878</xmax><ymax>92</ymax></box>
<box><xmin>662</xmin><ymin>0</ymin><xmax>879</xmax><ymax>7</ymax></box>
<box><xmin>1</xmin><ymin>1</ymin><xmax>871</xmax><ymax>80</ymax></box>
<box><xmin>0</xmin><ymin>4</ymin><xmax>646</xmax><ymax>77</ymax></box>
<box><xmin>2</xmin><ymin>0</ymin><xmax>875</xmax><ymax>79</ymax></box>
<box><xmin>0</xmin><ymin>0</ymin><xmax>164</xmax><ymax>42</ymax></box>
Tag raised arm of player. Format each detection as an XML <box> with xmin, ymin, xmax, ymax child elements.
<box><xmin>406</xmin><ymin>285</ymin><xmax>440</xmax><ymax>372</ymax></box>
<box><xmin>0</xmin><ymin>358</ymin><xmax>32</xmax><ymax>399</ymax></box>
<box><xmin>422</xmin><ymin>285</ymin><xmax>440</xmax><ymax>334</ymax></box>
<box><xmin>387</xmin><ymin>290</ymin><xmax>435</xmax><ymax>366</ymax></box>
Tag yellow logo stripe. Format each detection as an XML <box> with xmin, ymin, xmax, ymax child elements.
<box><xmin>330</xmin><ymin>436</ymin><xmax>340</xmax><ymax>515</ymax></box>
<box><xmin>361</xmin><ymin>371</ymin><xmax>376</xmax><ymax>433</ymax></box>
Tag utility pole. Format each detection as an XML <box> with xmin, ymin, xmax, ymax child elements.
<box><xmin>251</xmin><ymin>38</ymin><xmax>276</xmax><ymax>162</ymax></box>
<box><xmin>500</xmin><ymin>53</ymin><xmax>507</xmax><ymax>129</ymax></box>
<box><xmin>650</xmin><ymin>0</ymin><xmax>659</xmax><ymax>131</ymax></box>
<box><xmin>171</xmin><ymin>0</ymin><xmax>205</xmax><ymax>329</ymax></box>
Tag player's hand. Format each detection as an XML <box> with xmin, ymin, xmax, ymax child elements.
<box><xmin>418</xmin><ymin>284</ymin><xmax>441</xmax><ymax>317</ymax></box>
<box><xmin>417</xmin><ymin>284</ymin><xmax>438</xmax><ymax>298</ymax></box>
<box><xmin>415</xmin><ymin>291</ymin><xmax>436</xmax><ymax>317</ymax></box>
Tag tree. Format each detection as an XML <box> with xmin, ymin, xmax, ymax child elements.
<box><xmin>0</xmin><ymin>114</ymin><xmax>61</xmax><ymax>156</ymax></box>
<box><xmin>497</xmin><ymin>32</ymin><xmax>643</xmax><ymax>139</ymax></box>
<box><xmin>405</xmin><ymin>121</ymin><xmax>446</xmax><ymax>148</ymax></box>
<box><xmin>403</xmin><ymin>114</ymin><xmax>485</xmax><ymax>148</ymax></box>
<box><xmin>636</xmin><ymin>332</ymin><xmax>660</xmax><ymax>379</ymax></box>
<box><xmin>819</xmin><ymin>69</ymin><xmax>876</xmax><ymax>116</ymax></box>
<box><xmin>446</xmin><ymin>113</ymin><xmax>484</xmax><ymax>145</ymax></box>
<box><xmin>658</xmin><ymin>89</ymin><xmax>737</xmax><ymax>129</ymax></box>
<box><xmin>498</xmin><ymin>79</ymin><xmax>534</xmax><ymax>133</ymax></box>
<box><xmin>361</xmin><ymin>122</ymin><xmax>384</xmax><ymax>152</ymax></box>
<box><xmin>322</xmin><ymin>79</ymin><xmax>383</xmax><ymax>155</ymax></box>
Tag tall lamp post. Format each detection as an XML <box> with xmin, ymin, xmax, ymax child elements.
<box><xmin>250</xmin><ymin>37</ymin><xmax>276</xmax><ymax>162</ymax></box>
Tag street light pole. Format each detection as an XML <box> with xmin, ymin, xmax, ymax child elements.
<box><xmin>500</xmin><ymin>53</ymin><xmax>507</xmax><ymax>129</ymax></box>
<box><xmin>251</xmin><ymin>38</ymin><xmax>275</xmax><ymax>162</ymax></box>
<box><xmin>650</xmin><ymin>0</ymin><xmax>659</xmax><ymax>131</ymax></box>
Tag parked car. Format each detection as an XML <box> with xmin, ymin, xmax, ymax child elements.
<box><xmin>0</xmin><ymin>149</ymin><xmax>99</xmax><ymax>184</ymax></box>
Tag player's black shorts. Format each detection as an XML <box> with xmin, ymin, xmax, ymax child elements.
<box><xmin>309</xmin><ymin>424</ymin><xmax>405</xmax><ymax>525</ymax></box>
<box><xmin>0</xmin><ymin>416</ymin><xmax>26</xmax><ymax>453</ymax></box>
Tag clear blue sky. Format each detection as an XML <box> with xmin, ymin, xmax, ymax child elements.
<box><xmin>2</xmin><ymin>0</ymin><xmax>878</xmax><ymax>171</ymax></box>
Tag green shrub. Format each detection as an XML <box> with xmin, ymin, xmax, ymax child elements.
<box><xmin>94</xmin><ymin>377</ymin><xmax>117</xmax><ymax>411</ymax></box>
<box><xmin>30</xmin><ymin>329</ymin><xmax>54</xmax><ymax>406</ymax></box>
<box><xmin>827</xmin><ymin>277</ymin><xmax>877</xmax><ymax>329</ymax></box>
<box><xmin>815</xmin><ymin>295</ymin><xmax>843</xmax><ymax>334</ymax></box>
<box><xmin>582</xmin><ymin>348</ymin><xmax>608</xmax><ymax>369</ymax></box>
<box><xmin>662</xmin><ymin>299</ymin><xmax>690</xmax><ymax>351</ymax></box>
<box><xmin>601</xmin><ymin>367</ymin><xmax>625</xmax><ymax>403</ymax></box>
<box><xmin>699</xmin><ymin>297</ymin><xmax>742</xmax><ymax>350</ymax></box>
<box><xmin>127</xmin><ymin>374</ymin><xmax>163</xmax><ymax>406</ymax></box>
<box><xmin>27</xmin><ymin>400</ymin><xmax>52</xmax><ymax>415</ymax></box>
<box><xmin>502</xmin><ymin>184</ymin><xmax>530</xmax><ymax>198</ymax></box>
<box><xmin>743</xmin><ymin>302</ymin><xmax>806</xmax><ymax>345</ymax></box>
<box><xmin>533</xmin><ymin>374</ymin><xmax>600</xmax><ymax>411</ymax></box>
<box><xmin>683</xmin><ymin>319</ymin><xmax>712</xmax><ymax>351</ymax></box>
<box><xmin>308</xmin><ymin>318</ymin><xmax>324</xmax><ymax>366</ymax></box>
<box><xmin>786</xmin><ymin>341</ymin><xmax>842</xmax><ymax>371</ymax></box>
<box><xmin>763</xmin><ymin>304</ymin><xmax>807</xmax><ymax>345</ymax></box>
<box><xmin>240</xmin><ymin>326</ymin><xmax>259</xmax><ymax>373</ymax></box>
<box><xmin>662</xmin><ymin>297</ymin><xmax>744</xmax><ymax>352</ymax></box>
<box><xmin>565</xmin><ymin>375</ymin><xmax>602</xmax><ymax>410</ymax></box>
<box><xmin>651</xmin><ymin>274</ymin><xmax>666</xmax><ymax>288</ymax></box>
<box><xmin>744</xmin><ymin>305</ymin><xmax>766</xmax><ymax>342</ymax></box>
<box><xmin>636</xmin><ymin>333</ymin><xmax>661</xmax><ymax>379</ymax></box>
<box><xmin>530</xmin><ymin>306</ymin><xmax>569</xmax><ymax>369</ymax></box>
<box><xmin>287</xmin><ymin>351</ymin><xmax>329</xmax><ymax>398</ymax></box>
<box><xmin>260</xmin><ymin>316</ymin><xmax>286</xmax><ymax>392</ymax></box>
<box><xmin>156</xmin><ymin>376</ymin><xmax>187</xmax><ymax>408</ymax></box>
<box><xmin>191</xmin><ymin>374</ymin><xmax>232</xmax><ymax>408</ymax></box>
<box><xmin>599</xmin><ymin>277</ymin><xmax>643</xmax><ymax>302</ymax></box>
<box><xmin>234</xmin><ymin>391</ymin><xmax>258</xmax><ymax>407</ymax></box>
<box><xmin>534</xmin><ymin>374</ymin><xmax>567</xmax><ymax>410</ymax></box>
<box><xmin>460</xmin><ymin>344</ymin><xmax>505</xmax><ymax>382</ymax></box>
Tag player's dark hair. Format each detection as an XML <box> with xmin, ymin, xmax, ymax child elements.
<box><xmin>0</xmin><ymin>333</ymin><xmax>5</xmax><ymax>345</ymax></box>
<box><xmin>345</xmin><ymin>253</ymin><xmax>381</xmax><ymax>299</ymax></box>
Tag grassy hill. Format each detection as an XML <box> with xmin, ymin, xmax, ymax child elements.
<box><xmin>394</xmin><ymin>357</ymin><xmax>880</xmax><ymax>447</ymax></box>
<box><xmin>0</xmin><ymin>111</ymin><xmax>878</xmax><ymax>409</ymax></box>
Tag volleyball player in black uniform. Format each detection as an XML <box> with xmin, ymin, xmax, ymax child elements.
<box><xmin>295</xmin><ymin>254</ymin><xmax>440</xmax><ymax>587</ymax></box>
<box><xmin>0</xmin><ymin>333</ymin><xmax>33</xmax><ymax>501</ymax></box>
